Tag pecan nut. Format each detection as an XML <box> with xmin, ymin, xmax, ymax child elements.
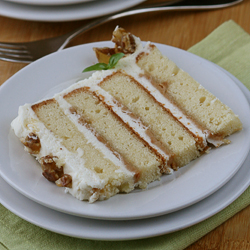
<box><xmin>112</xmin><ymin>27</ymin><xmax>136</xmax><ymax>54</ymax></box>
<box><xmin>93</xmin><ymin>28</ymin><xmax>137</xmax><ymax>64</ymax></box>
<box><xmin>20</xmin><ymin>132</ymin><xmax>41</xmax><ymax>154</ymax></box>
<box><xmin>55</xmin><ymin>174</ymin><xmax>72</xmax><ymax>188</ymax></box>
<box><xmin>40</xmin><ymin>155</ymin><xmax>63</xmax><ymax>182</ymax></box>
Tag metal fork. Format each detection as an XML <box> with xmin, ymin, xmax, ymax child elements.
<box><xmin>0</xmin><ymin>0</ymin><xmax>243</xmax><ymax>63</ymax></box>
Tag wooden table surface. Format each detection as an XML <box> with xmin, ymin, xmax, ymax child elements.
<box><xmin>0</xmin><ymin>0</ymin><xmax>250</xmax><ymax>249</ymax></box>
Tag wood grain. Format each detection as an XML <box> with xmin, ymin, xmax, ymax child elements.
<box><xmin>0</xmin><ymin>0</ymin><xmax>250</xmax><ymax>249</ymax></box>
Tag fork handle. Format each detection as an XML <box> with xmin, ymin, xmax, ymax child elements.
<box><xmin>58</xmin><ymin>0</ymin><xmax>241</xmax><ymax>50</ymax></box>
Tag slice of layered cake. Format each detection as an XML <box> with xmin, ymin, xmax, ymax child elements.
<box><xmin>11</xmin><ymin>27</ymin><xmax>242</xmax><ymax>203</ymax></box>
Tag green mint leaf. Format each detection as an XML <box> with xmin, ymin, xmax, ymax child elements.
<box><xmin>82</xmin><ymin>63</ymin><xmax>108</xmax><ymax>72</ymax></box>
<box><xmin>82</xmin><ymin>53</ymin><xmax>125</xmax><ymax>73</ymax></box>
<box><xmin>107</xmin><ymin>53</ymin><xmax>125</xmax><ymax>69</ymax></box>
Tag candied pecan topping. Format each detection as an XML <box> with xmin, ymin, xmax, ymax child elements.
<box><xmin>93</xmin><ymin>47</ymin><xmax>117</xmax><ymax>64</ymax></box>
<box><xmin>112</xmin><ymin>27</ymin><xmax>136</xmax><ymax>54</ymax></box>
<box><xmin>93</xmin><ymin>27</ymin><xmax>137</xmax><ymax>64</ymax></box>
<box><xmin>55</xmin><ymin>174</ymin><xmax>72</xmax><ymax>188</ymax></box>
<box><xmin>39</xmin><ymin>155</ymin><xmax>63</xmax><ymax>182</ymax></box>
<box><xmin>20</xmin><ymin>132</ymin><xmax>41</xmax><ymax>154</ymax></box>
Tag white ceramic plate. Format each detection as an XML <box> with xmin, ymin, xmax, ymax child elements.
<box><xmin>5</xmin><ymin>0</ymin><xmax>96</xmax><ymax>6</ymax></box>
<box><xmin>0</xmin><ymin>42</ymin><xmax>249</xmax><ymax>221</ymax></box>
<box><xmin>4</xmin><ymin>0</ymin><xmax>96</xmax><ymax>6</ymax></box>
<box><xmin>0</xmin><ymin>0</ymin><xmax>145</xmax><ymax>22</ymax></box>
<box><xmin>0</xmin><ymin>70</ymin><xmax>250</xmax><ymax>240</ymax></box>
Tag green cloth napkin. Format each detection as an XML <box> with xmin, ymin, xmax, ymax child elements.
<box><xmin>1</xmin><ymin>20</ymin><xmax>250</xmax><ymax>250</ymax></box>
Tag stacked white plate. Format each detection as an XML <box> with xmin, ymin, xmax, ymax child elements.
<box><xmin>0</xmin><ymin>42</ymin><xmax>250</xmax><ymax>240</ymax></box>
<box><xmin>0</xmin><ymin>0</ymin><xmax>145</xmax><ymax>22</ymax></box>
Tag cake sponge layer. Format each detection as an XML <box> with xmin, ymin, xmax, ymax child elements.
<box><xmin>136</xmin><ymin>45</ymin><xmax>243</xmax><ymax>138</ymax></box>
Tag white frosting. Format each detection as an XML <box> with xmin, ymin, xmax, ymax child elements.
<box><xmin>206</xmin><ymin>137</ymin><xmax>227</xmax><ymax>148</ymax></box>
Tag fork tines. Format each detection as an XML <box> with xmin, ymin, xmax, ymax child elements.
<box><xmin>0</xmin><ymin>42</ymin><xmax>32</xmax><ymax>63</ymax></box>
